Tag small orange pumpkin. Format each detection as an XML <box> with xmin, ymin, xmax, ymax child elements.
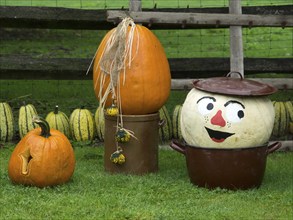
<box><xmin>93</xmin><ymin>18</ymin><xmax>171</xmax><ymax>115</ymax></box>
<box><xmin>8</xmin><ymin>116</ymin><xmax>75</xmax><ymax>188</ymax></box>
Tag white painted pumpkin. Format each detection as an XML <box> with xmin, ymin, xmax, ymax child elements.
<box><xmin>181</xmin><ymin>88</ymin><xmax>275</xmax><ymax>148</ymax></box>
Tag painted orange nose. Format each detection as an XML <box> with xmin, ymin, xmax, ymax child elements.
<box><xmin>211</xmin><ymin>110</ymin><xmax>226</xmax><ymax>127</ymax></box>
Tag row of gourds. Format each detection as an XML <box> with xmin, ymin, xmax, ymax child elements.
<box><xmin>0</xmin><ymin>102</ymin><xmax>99</xmax><ymax>142</ymax></box>
<box><xmin>0</xmin><ymin>102</ymin><xmax>177</xmax><ymax>143</ymax></box>
<box><xmin>1</xmin><ymin>100</ymin><xmax>292</xmax><ymax>143</ymax></box>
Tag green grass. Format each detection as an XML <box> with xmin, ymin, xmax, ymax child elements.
<box><xmin>0</xmin><ymin>143</ymin><xmax>292</xmax><ymax>219</ymax></box>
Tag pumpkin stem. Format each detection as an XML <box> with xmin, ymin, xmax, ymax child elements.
<box><xmin>54</xmin><ymin>105</ymin><xmax>59</xmax><ymax>114</ymax></box>
<box><xmin>32</xmin><ymin>116</ymin><xmax>51</xmax><ymax>138</ymax></box>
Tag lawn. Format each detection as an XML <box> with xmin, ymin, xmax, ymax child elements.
<box><xmin>0</xmin><ymin>143</ymin><xmax>292</xmax><ymax>219</ymax></box>
<box><xmin>0</xmin><ymin>1</ymin><xmax>292</xmax><ymax>219</ymax></box>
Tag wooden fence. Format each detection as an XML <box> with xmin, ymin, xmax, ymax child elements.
<box><xmin>0</xmin><ymin>5</ymin><xmax>293</xmax><ymax>90</ymax></box>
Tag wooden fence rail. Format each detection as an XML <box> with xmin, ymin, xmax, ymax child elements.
<box><xmin>0</xmin><ymin>56</ymin><xmax>292</xmax><ymax>79</ymax></box>
<box><xmin>0</xmin><ymin>5</ymin><xmax>292</xmax><ymax>29</ymax></box>
<box><xmin>107</xmin><ymin>10</ymin><xmax>293</xmax><ymax>28</ymax></box>
<box><xmin>1</xmin><ymin>56</ymin><xmax>292</xmax><ymax>89</ymax></box>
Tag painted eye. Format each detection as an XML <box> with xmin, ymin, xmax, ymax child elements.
<box><xmin>225</xmin><ymin>103</ymin><xmax>245</xmax><ymax>123</ymax></box>
<box><xmin>197</xmin><ymin>97</ymin><xmax>215</xmax><ymax>115</ymax></box>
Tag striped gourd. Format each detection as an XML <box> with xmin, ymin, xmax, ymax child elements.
<box><xmin>70</xmin><ymin>107</ymin><xmax>95</xmax><ymax>142</ymax></box>
<box><xmin>94</xmin><ymin>106</ymin><xmax>105</xmax><ymax>142</ymax></box>
<box><xmin>18</xmin><ymin>103</ymin><xmax>38</xmax><ymax>138</ymax></box>
<box><xmin>45</xmin><ymin>105</ymin><xmax>71</xmax><ymax>138</ymax></box>
<box><xmin>158</xmin><ymin>105</ymin><xmax>172</xmax><ymax>143</ymax></box>
<box><xmin>172</xmin><ymin>105</ymin><xmax>183</xmax><ymax>140</ymax></box>
<box><xmin>272</xmin><ymin>101</ymin><xmax>289</xmax><ymax>137</ymax></box>
<box><xmin>284</xmin><ymin>101</ymin><xmax>293</xmax><ymax>134</ymax></box>
<box><xmin>0</xmin><ymin>102</ymin><xmax>14</xmax><ymax>142</ymax></box>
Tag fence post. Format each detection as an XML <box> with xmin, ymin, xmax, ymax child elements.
<box><xmin>129</xmin><ymin>0</ymin><xmax>141</xmax><ymax>12</ymax></box>
<box><xmin>229</xmin><ymin>0</ymin><xmax>244</xmax><ymax>77</ymax></box>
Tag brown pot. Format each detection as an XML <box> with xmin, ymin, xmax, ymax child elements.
<box><xmin>170</xmin><ymin>140</ymin><xmax>281</xmax><ymax>190</ymax></box>
<box><xmin>104</xmin><ymin>113</ymin><xmax>160</xmax><ymax>175</ymax></box>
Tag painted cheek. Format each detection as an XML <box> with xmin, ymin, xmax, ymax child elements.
<box><xmin>211</xmin><ymin>110</ymin><xmax>226</xmax><ymax>127</ymax></box>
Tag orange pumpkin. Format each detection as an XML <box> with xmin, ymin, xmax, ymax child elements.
<box><xmin>8</xmin><ymin>116</ymin><xmax>75</xmax><ymax>188</ymax></box>
<box><xmin>93</xmin><ymin>18</ymin><xmax>171</xmax><ymax>115</ymax></box>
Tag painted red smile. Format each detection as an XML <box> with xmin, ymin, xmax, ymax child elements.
<box><xmin>205</xmin><ymin>127</ymin><xmax>234</xmax><ymax>143</ymax></box>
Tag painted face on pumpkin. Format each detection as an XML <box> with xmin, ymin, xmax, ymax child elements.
<box><xmin>197</xmin><ymin>95</ymin><xmax>245</xmax><ymax>143</ymax></box>
<box><xmin>181</xmin><ymin>89</ymin><xmax>275</xmax><ymax>148</ymax></box>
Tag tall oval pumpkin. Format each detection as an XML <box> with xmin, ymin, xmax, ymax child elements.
<box><xmin>93</xmin><ymin>18</ymin><xmax>171</xmax><ymax>115</ymax></box>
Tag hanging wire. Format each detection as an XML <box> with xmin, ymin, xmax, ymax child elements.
<box><xmin>268</xmin><ymin>27</ymin><xmax>272</xmax><ymax>58</ymax></box>
<box><xmin>199</xmin><ymin>29</ymin><xmax>203</xmax><ymax>57</ymax></box>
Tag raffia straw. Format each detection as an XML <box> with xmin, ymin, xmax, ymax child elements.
<box><xmin>98</xmin><ymin>17</ymin><xmax>138</xmax><ymax>107</ymax></box>
<box><xmin>90</xmin><ymin>17</ymin><xmax>140</xmax><ymax>145</ymax></box>
<box><xmin>85</xmin><ymin>48</ymin><xmax>98</xmax><ymax>76</ymax></box>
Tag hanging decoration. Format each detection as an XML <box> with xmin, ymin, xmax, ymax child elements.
<box><xmin>105</xmin><ymin>101</ymin><xmax>119</xmax><ymax>117</ymax></box>
<box><xmin>110</xmin><ymin>146</ymin><xmax>126</xmax><ymax>165</ymax></box>
<box><xmin>91</xmin><ymin>17</ymin><xmax>171</xmax><ymax>164</ymax></box>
